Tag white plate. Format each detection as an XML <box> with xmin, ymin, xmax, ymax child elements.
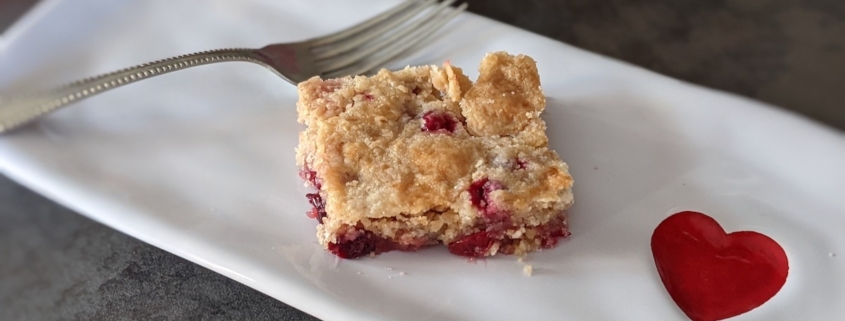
<box><xmin>2</xmin><ymin>1</ymin><xmax>844</xmax><ymax>320</ymax></box>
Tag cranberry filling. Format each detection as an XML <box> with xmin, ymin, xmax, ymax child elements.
<box><xmin>538</xmin><ymin>220</ymin><xmax>571</xmax><ymax>249</ymax></box>
<box><xmin>329</xmin><ymin>231</ymin><xmax>379</xmax><ymax>259</ymax></box>
<box><xmin>306</xmin><ymin>193</ymin><xmax>327</xmax><ymax>224</ymax></box>
<box><xmin>447</xmin><ymin>231</ymin><xmax>496</xmax><ymax>257</ymax></box>
<box><xmin>421</xmin><ymin>111</ymin><xmax>458</xmax><ymax>133</ymax></box>
<box><xmin>447</xmin><ymin>215</ymin><xmax>570</xmax><ymax>257</ymax></box>
<box><xmin>328</xmin><ymin>229</ymin><xmax>426</xmax><ymax>259</ymax></box>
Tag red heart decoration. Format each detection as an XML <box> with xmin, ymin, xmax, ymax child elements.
<box><xmin>651</xmin><ymin>211</ymin><xmax>789</xmax><ymax>321</ymax></box>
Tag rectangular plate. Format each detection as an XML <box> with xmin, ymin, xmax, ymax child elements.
<box><xmin>1</xmin><ymin>1</ymin><xmax>844</xmax><ymax>320</ymax></box>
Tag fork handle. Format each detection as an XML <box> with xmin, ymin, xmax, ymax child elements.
<box><xmin>0</xmin><ymin>48</ymin><xmax>261</xmax><ymax>133</ymax></box>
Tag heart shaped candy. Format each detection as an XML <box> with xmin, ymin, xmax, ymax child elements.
<box><xmin>651</xmin><ymin>211</ymin><xmax>788</xmax><ymax>321</ymax></box>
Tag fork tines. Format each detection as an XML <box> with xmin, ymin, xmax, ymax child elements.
<box><xmin>310</xmin><ymin>0</ymin><xmax>468</xmax><ymax>79</ymax></box>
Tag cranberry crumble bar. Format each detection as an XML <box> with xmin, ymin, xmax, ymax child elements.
<box><xmin>296</xmin><ymin>52</ymin><xmax>574</xmax><ymax>259</ymax></box>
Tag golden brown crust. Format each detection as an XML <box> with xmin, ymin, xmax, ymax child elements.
<box><xmin>462</xmin><ymin>52</ymin><xmax>546</xmax><ymax>137</ymax></box>
<box><xmin>296</xmin><ymin>52</ymin><xmax>574</xmax><ymax>257</ymax></box>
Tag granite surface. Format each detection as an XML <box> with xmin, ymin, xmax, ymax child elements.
<box><xmin>1</xmin><ymin>1</ymin><xmax>843</xmax><ymax>320</ymax></box>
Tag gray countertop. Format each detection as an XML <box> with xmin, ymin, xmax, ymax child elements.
<box><xmin>2</xmin><ymin>1</ymin><xmax>843</xmax><ymax>320</ymax></box>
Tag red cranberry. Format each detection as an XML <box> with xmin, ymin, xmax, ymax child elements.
<box><xmin>468</xmin><ymin>178</ymin><xmax>506</xmax><ymax>219</ymax></box>
<box><xmin>514</xmin><ymin>158</ymin><xmax>529</xmax><ymax>170</ymax></box>
<box><xmin>448</xmin><ymin>231</ymin><xmax>496</xmax><ymax>257</ymax></box>
<box><xmin>299</xmin><ymin>167</ymin><xmax>322</xmax><ymax>190</ymax></box>
<box><xmin>540</xmin><ymin>235</ymin><xmax>560</xmax><ymax>248</ymax></box>
<box><xmin>537</xmin><ymin>218</ymin><xmax>571</xmax><ymax>249</ymax></box>
<box><xmin>541</xmin><ymin>228</ymin><xmax>571</xmax><ymax>248</ymax></box>
<box><xmin>328</xmin><ymin>231</ymin><xmax>378</xmax><ymax>259</ymax></box>
<box><xmin>305</xmin><ymin>193</ymin><xmax>327</xmax><ymax>223</ymax></box>
<box><xmin>329</xmin><ymin>229</ymin><xmax>412</xmax><ymax>259</ymax></box>
<box><xmin>421</xmin><ymin>111</ymin><xmax>458</xmax><ymax>133</ymax></box>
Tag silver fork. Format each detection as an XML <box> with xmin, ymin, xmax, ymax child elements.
<box><xmin>0</xmin><ymin>0</ymin><xmax>467</xmax><ymax>133</ymax></box>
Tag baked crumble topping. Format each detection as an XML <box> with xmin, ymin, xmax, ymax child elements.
<box><xmin>296</xmin><ymin>52</ymin><xmax>574</xmax><ymax>258</ymax></box>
